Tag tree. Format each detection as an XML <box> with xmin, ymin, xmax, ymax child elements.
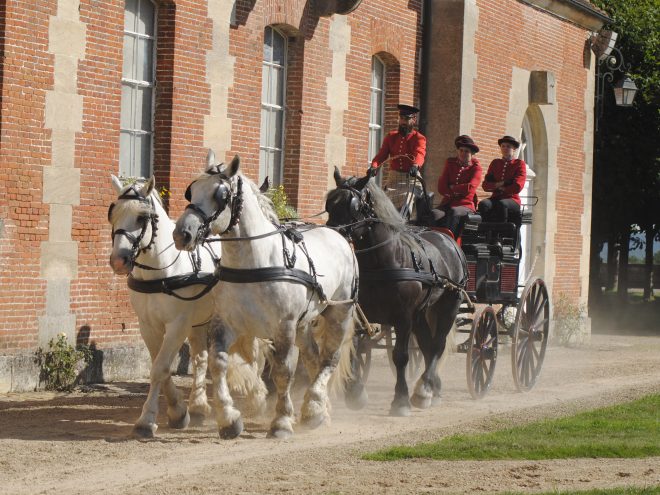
<box><xmin>590</xmin><ymin>0</ymin><xmax>660</xmax><ymax>303</ymax></box>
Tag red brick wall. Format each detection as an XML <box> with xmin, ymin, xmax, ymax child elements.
<box><xmin>0</xmin><ymin>1</ymin><xmax>54</xmax><ymax>351</ymax></box>
<box><xmin>472</xmin><ymin>0</ymin><xmax>590</xmax><ymax>300</ymax></box>
<box><xmin>0</xmin><ymin>0</ymin><xmax>422</xmax><ymax>354</ymax></box>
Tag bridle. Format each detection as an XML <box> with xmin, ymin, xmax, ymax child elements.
<box><xmin>329</xmin><ymin>182</ymin><xmax>377</xmax><ymax>236</ymax></box>
<box><xmin>108</xmin><ymin>185</ymin><xmax>160</xmax><ymax>268</ymax></box>
<box><xmin>184</xmin><ymin>166</ymin><xmax>244</xmax><ymax>243</ymax></box>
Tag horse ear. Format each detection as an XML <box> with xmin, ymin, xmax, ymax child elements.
<box><xmin>354</xmin><ymin>175</ymin><xmax>370</xmax><ymax>190</ymax></box>
<box><xmin>111</xmin><ymin>175</ymin><xmax>123</xmax><ymax>194</ymax></box>
<box><xmin>206</xmin><ymin>149</ymin><xmax>216</xmax><ymax>170</ymax></box>
<box><xmin>333</xmin><ymin>166</ymin><xmax>344</xmax><ymax>186</ymax></box>
<box><xmin>227</xmin><ymin>155</ymin><xmax>240</xmax><ymax>177</ymax></box>
<box><xmin>259</xmin><ymin>176</ymin><xmax>270</xmax><ymax>193</ymax></box>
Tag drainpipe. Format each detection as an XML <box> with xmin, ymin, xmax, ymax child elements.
<box><xmin>419</xmin><ymin>0</ymin><xmax>432</xmax><ymax>137</ymax></box>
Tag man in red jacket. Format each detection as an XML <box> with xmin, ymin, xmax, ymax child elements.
<box><xmin>478</xmin><ymin>135</ymin><xmax>527</xmax><ymax>223</ymax></box>
<box><xmin>369</xmin><ymin>104</ymin><xmax>426</xmax><ymax>215</ymax></box>
<box><xmin>435</xmin><ymin>135</ymin><xmax>482</xmax><ymax>236</ymax></box>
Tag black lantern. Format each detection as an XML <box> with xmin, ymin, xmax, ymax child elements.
<box><xmin>612</xmin><ymin>75</ymin><xmax>638</xmax><ymax>107</ymax></box>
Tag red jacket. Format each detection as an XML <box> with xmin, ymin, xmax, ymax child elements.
<box><xmin>482</xmin><ymin>158</ymin><xmax>527</xmax><ymax>205</ymax></box>
<box><xmin>437</xmin><ymin>157</ymin><xmax>482</xmax><ymax>210</ymax></box>
<box><xmin>371</xmin><ymin>129</ymin><xmax>426</xmax><ymax>173</ymax></box>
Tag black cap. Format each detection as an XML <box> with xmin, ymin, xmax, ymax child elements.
<box><xmin>454</xmin><ymin>135</ymin><xmax>479</xmax><ymax>153</ymax></box>
<box><xmin>498</xmin><ymin>135</ymin><xmax>521</xmax><ymax>149</ymax></box>
<box><xmin>397</xmin><ymin>104</ymin><xmax>420</xmax><ymax>117</ymax></box>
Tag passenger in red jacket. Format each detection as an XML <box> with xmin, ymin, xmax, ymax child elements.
<box><xmin>478</xmin><ymin>135</ymin><xmax>527</xmax><ymax>223</ymax></box>
<box><xmin>435</xmin><ymin>135</ymin><xmax>482</xmax><ymax>236</ymax></box>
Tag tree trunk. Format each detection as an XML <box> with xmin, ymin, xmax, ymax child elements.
<box><xmin>643</xmin><ymin>225</ymin><xmax>656</xmax><ymax>301</ymax></box>
<box><xmin>617</xmin><ymin>226</ymin><xmax>631</xmax><ymax>302</ymax></box>
<box><xmin>606</xmin><ymin>233</ymin><xmax>618</xmax><ymax>291</ymax></box>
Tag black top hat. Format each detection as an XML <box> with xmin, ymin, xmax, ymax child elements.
<box><xmin>454</xmin><ymin>135</ymin><xmax>479</xmax><ymax>153</ymax></box>
<box><xmin>497</xmin><ymin>135</ymin><xmax>521</xmax><ymax>149</ymax></box>
<box><xmin>397</xmin><ymin>104</ymin><xmax>420</xmax><ymax>117</ymax></box>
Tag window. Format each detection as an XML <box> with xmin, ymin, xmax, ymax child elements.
<box><xmin>368</xmin><ymin>56</ymin><xmax>386</xmax><ymax>164</ymax></box>
<box><xmin>259</xmin><ymin>26</ymin><xmax>287</xmax><ymax>185</ymax></box>
<box><xmin>120</xmin><ymin>0</ymin><xmax>156</xmax><ymax>178</ymax></box>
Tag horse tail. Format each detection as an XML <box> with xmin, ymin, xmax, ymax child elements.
<box><xmin>328</xmin><ymin>310</ymin><xmax>356</xmax><ymax>396</ymax></box>
<box><xmin>226</xmin><ymin>336</ymin><xmax>274</xmax><ymax>396</ymax></box>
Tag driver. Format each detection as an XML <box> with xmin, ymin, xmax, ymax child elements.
<box><xmin>368</xmin><ymin>104</ymin><xmax>426</xmax><ymax>212</ymax></box>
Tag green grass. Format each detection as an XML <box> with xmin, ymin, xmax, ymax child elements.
<box><xmin>364</xmin><ymin>394</ymin><xmax>660</xmax><ymax>461</ymax></box>
<box><xmin>501</xmin><ymin>489</ymin><xmax>659</xmax><ymax>495</ymax></box>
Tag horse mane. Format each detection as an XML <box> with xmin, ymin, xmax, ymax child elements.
<box><xmin>111</xmin><ymin>182</ymin><xmax>162</xmax><ymax>223</ymax></box>
<box><xmin>365</xmin><ymin>180</ymin><xmax>420</xmax><ymax>250</ymax></box>
<box><xmin>242</xmin><ymin>174</ymin><xmax>280</xmax><ymax>224</ymax></box>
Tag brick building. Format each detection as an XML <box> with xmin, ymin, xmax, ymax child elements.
<box><xmin>0</xmin><ymin>0</ymin><xmax>608</xmax><ymax>391</ymax></box>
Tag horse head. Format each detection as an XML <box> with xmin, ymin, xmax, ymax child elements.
<box><xmin>174</xmin><ymin>151</ymin><xmax>241</xmax><ymax>251</ymax></box>
<box><xmin>325</xmin><ymin>167</ymin><xmax>374</xmax><ymax>229</ymax></box>
<box><xmin>108</xmin><ymin>175</ymin><xmax>160</xmax><ymax>275</ymax></box>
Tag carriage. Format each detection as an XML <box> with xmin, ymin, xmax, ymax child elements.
<box><xmin>351</xmin><ymin>170</ymin><xmax>550</xmax><ymax>400</ymax></box>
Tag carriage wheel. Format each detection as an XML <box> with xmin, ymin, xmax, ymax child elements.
<box><xmin>511</xmin><ymin>278</ymin><xmax>550</xmax><ymax>392</ymax></box>
<box><xmin>386</xmin><ymin>327</ymin><xmax>423</xmax><ymax>382</ymax></box>
<box><xmin>466</xmin><ymin>306</ymin><xmax>498</xmax><ymax>399</ymax></box>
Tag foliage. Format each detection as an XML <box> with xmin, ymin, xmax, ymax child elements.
<box><xmin>34</xmin><ymin>333</ymin><xmax>92</xmax><ymax>392</ymax></box>
<box><xmin>552</xmin><ymin>293</ymin><xmax>587</xmax><ymax>346</ymax></box>
<box><xmin>266</xmin><ymin>185</ymin><xmax>298</xmax><ymax>220</ymax></box>
<box><xmin>363</xmin><ymin>393</ymin><xmax>660</xmax><ymax>461</ymax></box>
<box><xmin>590</xmin><ymin>0</ymin><xmax>660</xmax><ymax>244</ymax></box>
<box><xmin>158</xmin><ymin>185</ymin><xmax>170</xmax><ymax>198</ymax></box>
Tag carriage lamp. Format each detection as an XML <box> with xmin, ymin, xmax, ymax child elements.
<box><xmin>612</xmin><ymin>75</ymin><xmax>638</xmax><ymax>107</ymax></box>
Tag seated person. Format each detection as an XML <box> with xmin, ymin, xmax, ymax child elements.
<box><xmin>478</xmin><ymin>135</ymin><xmax>527</xmax><ymax>224</ymax></box>
<box><xmin>434</xmin><ymin>135</ymin><xmax>482</xmax><ymax>237</ymax></box>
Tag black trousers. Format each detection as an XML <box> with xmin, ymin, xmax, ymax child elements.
<box><xmin>434</xmin><ymin>205</ymin><xmax>473</xmax><ymax>237</ymax></box>
<box><xmin>478</xmin><ymin>198</ymin><xmax>521</xmax><ymax>223</ymax></box>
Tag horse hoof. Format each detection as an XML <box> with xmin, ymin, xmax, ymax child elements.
<box><xmin>344</xmin><ymin>384</ymin><xmax>369</xmax><ymax>411</ymax></box>
<box><xmin>301</xmin><ymin>413</ymin><xmax>328</xmax><ymax>430</ymax></box>
<box><xmin>410</xmin><ymin>394</ymin><xmax>432</xmax><ymax>410</ymax></box>
<box><xmin>168</xmin><ymin>410</ymin><xmax>190</xmax><ymax>430</ymax></box>
<box><xmin>189</xmin><ymin>412</ymin><xmax>206</xmax><ymax>427</ymax></box>
<box><xmin>219</xmin><ymin>418</ymin><xmax>243</xmax><ymax>440</ymax></box>
<box><xmin>267</xmin><ymin>427</ymin><xmax>293</xmax><ymax>440</ymax></box>
<box><xmin>131</xmin><ymin>424</ymin><xmax>156</xmax><ymax>439</ymax></box>
<box><xmin>389</xmin><ymin>405</ymin><xmax>411</xmax><ymax>417</ymax></box>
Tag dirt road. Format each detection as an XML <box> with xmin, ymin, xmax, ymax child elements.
<box><xmin>1</xmin><ymin>334</ymin><xmax>659</xmax><ymax>494</ymax></box>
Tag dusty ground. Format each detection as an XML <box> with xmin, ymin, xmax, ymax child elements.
<box><xmin>1</xmin><ymin>333</ymin><xmax>659</xmax><ymax>495</ymax></box>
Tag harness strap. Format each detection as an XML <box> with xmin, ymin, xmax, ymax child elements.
<box><xmin>217</xmin><ymin>265</ymin><xmax>328</xmax><ymax>303</ymax></box>
<box><xmin>127</xmin><ymin>272</ymin><xmax>219</xmax><ymax>301</ymax></box>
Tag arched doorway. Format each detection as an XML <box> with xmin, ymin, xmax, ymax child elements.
<box><xmin>519</xmin><ymin>114</ymin><xmax>536</xmax><ymax>285</ymax></box>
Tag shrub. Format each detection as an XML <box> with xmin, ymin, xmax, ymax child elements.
<box><xmin>34</xmin><ymin>333</ymin><xmax>92</xmax><ymax>391</ymax></box>
<box><xmin>267</xmin><ymin>185</ymin><xmax>298</xmax><ymax>220</ymax></box>
<box><xmin>552</xmin><ymin>293</ymin><xmax>587</xmax><ymax>347</ymax></box>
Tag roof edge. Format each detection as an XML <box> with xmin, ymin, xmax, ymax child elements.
<box><xmin>519</xmin><ymin>0</ymin><xmax>611</xmax><ymax>31</ymax></box>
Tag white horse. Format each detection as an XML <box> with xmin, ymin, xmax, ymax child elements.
<box><xmin>173</xmin><ymin>152</ymin><xmax>357</xmax><ymax>439</ymax></box>
<box><xmin>108</xmin><ymin>176</ymin><xmax>268</xmax><ymax>438</ymax></box>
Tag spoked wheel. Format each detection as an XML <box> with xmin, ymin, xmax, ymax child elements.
<box><xmin>386</xmin><ymin>326</ymin><xmax>424</xmax><ymax>382</ymax></box>
<box><xmin>466</xmin><ymin>306</ymin><xmax>498</xmax><ymax>399</ymax></box>
<box><xmin>511</xmin><ymin>278</ymin><xmax>550</xmax><ymax>392</ymax></box>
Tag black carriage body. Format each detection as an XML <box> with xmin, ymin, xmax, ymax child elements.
<box><xmin>463</xmin><ymin>243</ymin><xmax>519</xmax><ymax>304</ymax></box>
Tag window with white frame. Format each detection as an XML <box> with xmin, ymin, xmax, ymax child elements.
<box><xmin>368</xmin><ymin>56</ymin><xmax>386</xmax><ymax>165</ymax></box>
<box><xmin>519</xmin><ymin>115</ymin><xmax>537</xmax><ymax>285</ymax></box>
<box><xmin>120</xmin><ymin>0</ymin><xmax>156</xmax><ymax>178</ymax></box>
<box><xmin>259</xmin><ymin>26</ymin><xmax>287</xmax><ymax>185</ymax></box>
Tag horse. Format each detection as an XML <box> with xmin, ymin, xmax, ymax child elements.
<box><xmin>172</xmin><ymin>151</ymin><xmax>358</xmax><ymax>439</ymax></box>
<box><xmin>325</xmin><ymin>168</ymin><xmax>467</xmax><ymax>416</ymax></box>
<box><xmin>108</xmin><ymin>175</ymin><xmax>269</xmax><ymax>438</ymax></box>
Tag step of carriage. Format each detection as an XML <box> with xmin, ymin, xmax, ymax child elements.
<box><xmin>456</xmin><ymin>304</ymin><xmax>475</xmax><ymax>315</ymax></box>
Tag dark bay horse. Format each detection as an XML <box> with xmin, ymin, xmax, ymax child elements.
<box><xmin>326</xmin><ymin>168</ymin><xmax>467</xmax><ymax>416</ymax></box>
